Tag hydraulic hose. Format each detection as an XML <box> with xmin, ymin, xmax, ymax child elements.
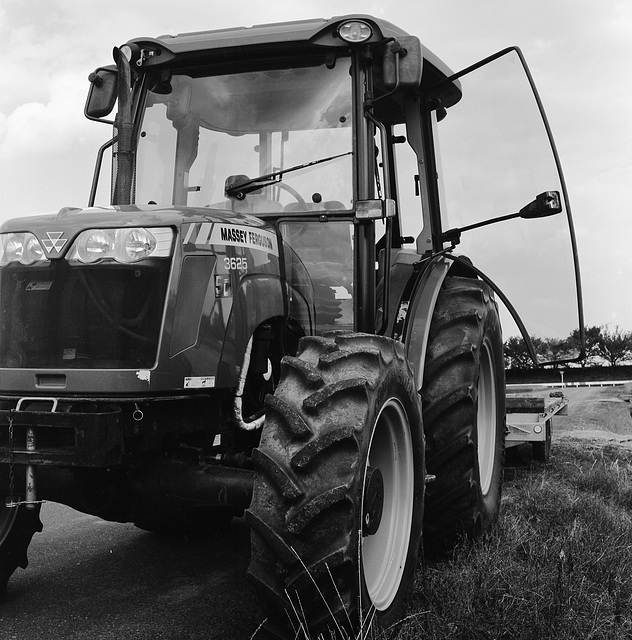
<box><xmin>233</xmin><ymin>335</ymin><xmax>266</xmax><ymax>432</ymax></box>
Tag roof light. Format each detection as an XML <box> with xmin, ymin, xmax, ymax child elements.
<box><xmin>67</xmin><ymin>227</ymin><xmax>173</xmax><ymax>264</ymax></box>
<box><xmin>0</xmin><ymin>233</ymin><xmax>49</xmax><ymax>266</ymax></box>
<box><xmin>338</xmin><ymin>20</ymin><xmax>373</xmax><ymax>43</ymax></box>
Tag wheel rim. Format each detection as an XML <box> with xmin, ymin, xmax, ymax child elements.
<box><xmin>477</xmin><ymin>340</ymin><xmax>497</xmax><ymax>496</ymax></box>
<box><xmin>361</xmin><ymin>397</ymin><xmax>414</xmax><ymax>611</ymax></box>
<box><xmin>0</xmin><ymin>502</ymin><xmax>19</xmax><ymax>546</ymax></box>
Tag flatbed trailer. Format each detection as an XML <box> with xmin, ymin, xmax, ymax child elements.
<box><xmin>505</xmin><ymin>394</ymin><xmax>569</xmax><ymax>461</ymax></box>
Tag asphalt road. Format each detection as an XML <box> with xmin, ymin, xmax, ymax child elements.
<box><xmin>0</xmin><ymin>502</ymin><xmax>258</xmax><ymax>639</ymax></box>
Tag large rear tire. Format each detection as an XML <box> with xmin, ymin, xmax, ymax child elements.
<box><xmin>0</xmin><ymin>500</ymin><xmax>43</xmax><ymax>598</ymax></box>
<box><xmin>247</xmin><ymin>333</ymin><xmax>424</xmax><ymax>638</ymax></box>
<box><xmin>421</xmin><ymin>276</ymin><xmax>505</xmax><ymax>550</ymax></box>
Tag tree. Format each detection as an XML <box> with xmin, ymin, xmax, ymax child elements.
<box><xmin>596</xmin><ymin>325</ymin><xmax>632</xmax><ymax>366</ymax></box>
<box><xmin>538</xmin><ymin>336</ymin><xmax>573</xmax><ymax>364</ymax></box>
<box><xmin>504</xmin><ymin>335</ymin><xmax>548</xmax><ymax>369</ymax></box>
<box><xmin>504</xmin><ymin>336</ymin><xmax>533</xmax><ymax>369</ymax></box>
<box><xmin>568</xmin><ymin>325</ymin><xmax>601</xmax><ymax>366</ymax></box>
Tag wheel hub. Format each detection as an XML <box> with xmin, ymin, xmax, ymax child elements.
<box><xmin>362</xmin><ymin>466</ymin><xmax>384</xmax><ymax>536</ymax></box>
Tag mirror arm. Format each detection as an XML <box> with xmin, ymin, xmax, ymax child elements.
<box><xmin>441</xmin><ymin>191</ymin><xmax>562</xmax><ymax>243</ymax></box>
<box><xmin>442</xmin><ymin>211</ymin><xmax>519</xmax><ymax>245</ymax></box>
<box><xmin>366</xmin><ymin>39</ymin><xmax>401</xmax><ymax>108</ymax></box>
<box><xmin>88</xmin><ymin>135</ymin><xmax>117</xmax><ymax>207</ymax></box>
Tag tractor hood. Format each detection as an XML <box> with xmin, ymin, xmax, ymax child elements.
<box><xmin>0</xmin><ymin>205</ymin><xmax>287</xmax><ymax>396</ymax></box>
<box><xmin>0</xmin><ymin>205</ymin><xmax>278</xmax><ymax>262</ymax></box>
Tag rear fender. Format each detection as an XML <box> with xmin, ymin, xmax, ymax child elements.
<box><xmin>385</xmin><ymin>252</ymin><xmax>452</xmax><ymax>391</ymax></box>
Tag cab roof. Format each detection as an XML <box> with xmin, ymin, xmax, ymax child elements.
<box><xmin>128</xmin><ymin>14</ymin><xmax>456</xmax><ymax>87</ymax></box>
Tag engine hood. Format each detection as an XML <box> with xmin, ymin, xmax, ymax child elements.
<box><xmin>0</xmin><ymin>204</ymin><xmax>278</xmax><ymax>261</ymax></box>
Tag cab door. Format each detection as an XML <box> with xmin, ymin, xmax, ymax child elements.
<box><xmin>429</xmin><ymin>47</ymin><xmax>583</xmax><ymax>363</ymax></box>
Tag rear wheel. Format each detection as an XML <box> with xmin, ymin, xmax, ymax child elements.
<box><xmin>0</xmin><ymin>499</ymin><xmax>43</xmax><ymax>598</ymax></box>
<box><xmin>421</xmin><ymin>276</ymin><xmax>505</xmax><ymax>550</ymax></box>
<box><xmin>247</xmin><ymin>333</ymin><xmax>424</xmax><ymax>638</ymax></box>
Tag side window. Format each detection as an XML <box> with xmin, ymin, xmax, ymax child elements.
<box><xmin>393</xmin><ymin>123</ymin><xmax>424</xmax><ymax>240</ymax></box>
<box><xmin>373</xmin><ymin>123</ymin><xmax>424</xmax><ymax>247</ymax></box>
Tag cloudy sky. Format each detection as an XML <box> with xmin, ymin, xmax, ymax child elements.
<box><xmin>0</xmin><ymin>0</ymin><xmax>630</xmax><ymax>334</ymax></box>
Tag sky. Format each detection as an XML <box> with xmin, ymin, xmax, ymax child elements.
<box><xmin>0</xmin><ymin>0</ymin><xmax>630</xmax><ymax>334</ymax></box>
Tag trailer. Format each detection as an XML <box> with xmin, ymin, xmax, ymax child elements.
<box><xmin>506</xmin><ymin>393</ymin><xmax>569</xmax><ymax>461</ymax></box>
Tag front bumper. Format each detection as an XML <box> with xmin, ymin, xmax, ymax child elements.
<box><xmin>0</xmin><ymin>405</ymin><xmax>123</xmax><ymax>468</ymax></box>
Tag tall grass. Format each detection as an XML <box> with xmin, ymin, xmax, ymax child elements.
<box><xmin>402</xmin><ymin>440</ymin><xmax>632</xmax><ymax>640</ymax></box>
<box><xmin>254</xmin><ymin>440</ymin><xmax>632</xmax><ymax>639</ymax></box>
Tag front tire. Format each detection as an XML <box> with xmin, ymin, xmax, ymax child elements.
<box><xmin>421</xmin><ymin>276</ymin><xmax>505</xmax><ymax>550</ymax></box>
<box><xmin>0</xmin><ymin>499</ymin><xmax>43</xmax><ymax>598</ymax></box>
<box><xmin>247</xmin><ymin>333</ymin><xmax>424</xmax><ymax>638</ymax></box>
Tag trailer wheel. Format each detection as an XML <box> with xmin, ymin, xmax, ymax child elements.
<box><xmin>247</xmin><ymin>333</ymin><xmax>424</xmax><ymax>638</ymax></box>
<box><xmin>532</xmin><ymin>419</ymin><xmax>551</xmax><ymax>462</ymax></box>
<box><xmin>422</xmin><ymin>276</ymin><xmax>505</xmax><ymax>550</ymax></box>
<box><xmin>0</xmin><ymin>500</ymin><xmax>43</xmax><ymax>598</ymax></box>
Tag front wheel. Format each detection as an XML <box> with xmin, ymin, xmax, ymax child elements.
<box><xmin>0</xmin><ymin>499</ymin><xmax>43</xmax><ymax>598</ymax></box>
<box><xmin>421</xmin><ymin>276</ymin><xmax>506</xmax><ymax>550</ymax></box>
<box><xmin>247</xmin><ymin>333</ymin><xmax>425</xmax><ymax>638</ymax></box>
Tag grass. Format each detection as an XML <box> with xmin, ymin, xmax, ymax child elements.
<box><xmin>398</xmin><ymin>440</ymin><xmax>632</xmax><ymax>640</ymax></box>
<box><xmin>256</xmin><ymin>440</ymin><xmax>632</xmax><ymax>639</ymax></box>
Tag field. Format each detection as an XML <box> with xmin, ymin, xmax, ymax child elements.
<box><xmin>396</xmin><ymin>383</ymin><xmax>632</xmax><ymax>640</ymax></box>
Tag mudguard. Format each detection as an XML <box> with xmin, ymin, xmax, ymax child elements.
<box><xmin>382</xmin><ymin>250</ymin><xmax>452</xmax><ymax>390</ymax></box>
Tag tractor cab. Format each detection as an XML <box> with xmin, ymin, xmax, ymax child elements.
<box><xmin>86</xmin><ymin>15</ymin><xmax>582</xmax><ymax>360</ymax></box>
<box><xmin>85</xmin><ymin>16</ymin><xmax>465</xmax><ymax>337</ymax></box>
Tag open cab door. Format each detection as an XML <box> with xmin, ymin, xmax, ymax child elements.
<box><xmin>430</xmin><ymin>47</ymin><xmax>584</xmax><ymax>364</ymax></box>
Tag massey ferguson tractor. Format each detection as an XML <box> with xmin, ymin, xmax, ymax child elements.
<box><xmin>0</xmin><ymin>15</ymin><xmax>582</xmax><ymax>638</ymax></box>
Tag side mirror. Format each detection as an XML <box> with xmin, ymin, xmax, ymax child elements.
<box><xmin>383</xmin><ymin>36</ymin><xmax>423</xmax><ymax>90</ymax></box>
<box><xmin>85</xmin><ymin>67</ymin><xmax>118</xmax><ymax>119</ymax></box>
<box><xmin>519</xmin><ymin>191</ymin><xmax>562</xmax><ymax>219</ymax></box>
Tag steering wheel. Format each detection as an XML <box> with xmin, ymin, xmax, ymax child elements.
<box><xmin>276</xmin><ymin>182</ymin><xmax>308</xmax><ymax>211</ymax></box>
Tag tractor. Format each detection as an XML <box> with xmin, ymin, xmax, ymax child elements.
<box><xmin>0</xmin><ymin>15</ymin><xmax>582</xmax><ymax>638</ymax></box>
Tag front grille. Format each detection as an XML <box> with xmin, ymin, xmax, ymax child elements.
<box><xmin>0</xmin><ymin>260</ymin><xmax>169</xmax><ymax>369</ymax></box>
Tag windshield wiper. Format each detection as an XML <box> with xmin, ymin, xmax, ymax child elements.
<box><xmin>224</xmin><ymin>151</ymin><xmax>352</xmax><ymax>199</ymax></box>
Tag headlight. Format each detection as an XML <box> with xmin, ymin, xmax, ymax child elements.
<box><xmin>0</xmin><ymin>233</ymin><xmax>49</xmax><ymax>266</ymax></box>
<box><xmin>338</xmin><ymin>20</ymin><xmax>373</xmax><ymax>43</ymax></box>
<box><xmin>115</xmin><ymin>227</ymin><xmax>157</xmax><ymax>262</ymax></box>
<box><xmin>74</xmin><ymin>229</ymin><xmax>114</xmax><ymax>263</ymax></box>
<box><xmin>67</xmin><ymin>227</ymin><xmax>173</xmax><ymax>263</ymax></box>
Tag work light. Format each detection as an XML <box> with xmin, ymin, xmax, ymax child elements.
<box><xmin>338</xmin><ymin>21</ymin><xmax>373</xmax><ymax>43</ymax></box>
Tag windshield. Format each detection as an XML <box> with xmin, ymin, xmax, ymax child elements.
<box><xmin>135</xmin><ymin>58</ymin><xmax>353</xmax><ymax>214</ymax></box>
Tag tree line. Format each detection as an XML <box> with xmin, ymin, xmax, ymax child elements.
<box><xmin>504</xmin><ymin>325</ymin><xmax>632</xmax><ymax>369</ymax></box>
